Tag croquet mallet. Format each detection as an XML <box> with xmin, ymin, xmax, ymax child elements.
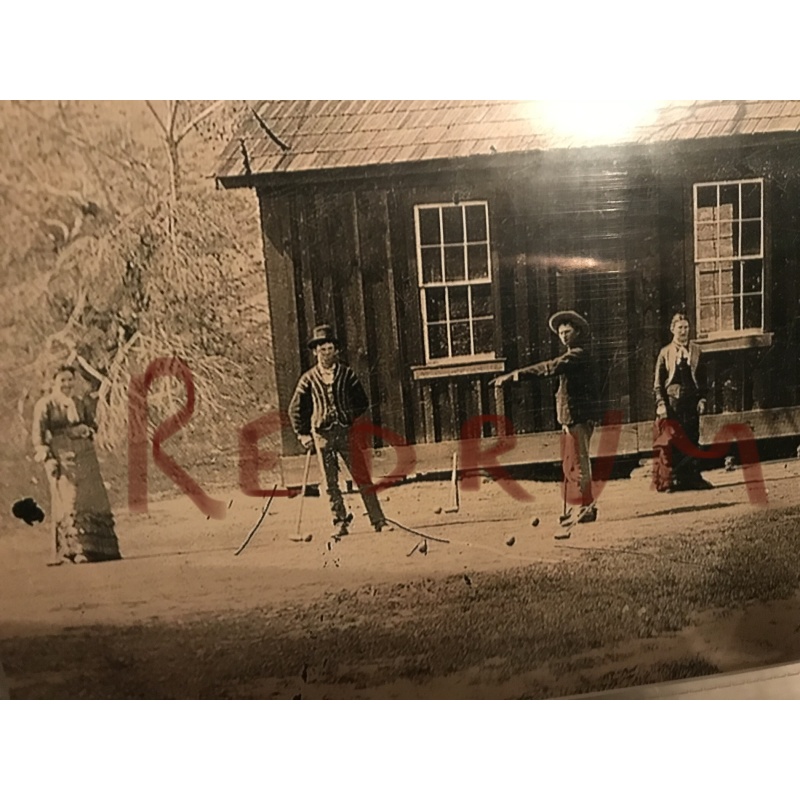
<box><xmin>290</xmin><ymin>447</ymin><xmax>314</xmax><ymax>542</ymax></box>
<box><xmin>444</xmin><ymin>450</ymin><xmax>460</xmax><ymax>513</ymax></box>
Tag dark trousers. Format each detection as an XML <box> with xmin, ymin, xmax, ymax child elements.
<box><xmin>561</xmin><ymin>421</ymin><xmax>594</xmax><ymax>506</ymax></box>
<box><xmin>313</xmin><ymin>424</ymin><xmax>385</xmax><ymax>529</ymax></box>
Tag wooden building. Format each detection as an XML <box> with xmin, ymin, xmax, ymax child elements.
<box><xmin>216</xmin><ymin>101</ymin><xmax>800</xmax><ymax>485</ymax></box>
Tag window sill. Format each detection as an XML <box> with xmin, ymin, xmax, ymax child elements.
<box><xmin>411</xmin><ymin>358</ymin><xmax>506</xmax><ymax>381</ymax></box>
<box><xmin>694</xmin><ymin>332</ymin><xmax>774</xmax><ymax>353</ymax></box>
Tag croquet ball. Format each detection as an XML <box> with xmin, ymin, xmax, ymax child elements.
<box><xmin>530</xmin><ymin>517</ymin><xmax>540</xmax><ymax>527</ymax></box>
<box><xmin>434</xmin><ymin>507</ymin><xmax>442</xmax><ymax>514</ymax></box>
<box><xmin>304</xmin><ymin>534</ymin><xmax>313</xmax><ymax>542</ymax></box>
<box><xmin>506</xmin><ymin>536</ymin><xmax>516</xmax><ymax>547</ymax></box>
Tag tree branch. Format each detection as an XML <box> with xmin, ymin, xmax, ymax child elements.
<box><xmin>56</xmin><ymin>101</ymin><xmax>119</xmax><ymax>218</ymax></box>
<box><xmin>69</xmin><ymin>212</ymin><xmax>84</xmax><ymax>241</ymax></box>
<box><xmin>13</xmin><ymin>101</ymin><xmax>155</xmax><ymax>180</ymax></box>
<box><xmin>0</xmin><ymin>171</ymin><xmax>88</xmax><ymax>207</ymax></box>
<box><xmin>98</xmin><ymin>330</ymin><xmax>141</xmax><ymax>404</ymax></box>
<box><xmin>146</xmin><ymin>100</ymin><xmax>168</xmax><ymax>136</ymax></box>
<box><xmin>167</xmin><ymin>100</ymin><xmax>180</xmax><ymax>141</ymax></box>
<box><xmin>76</xmin><ymin>353</ymin><xmax>107</xmax><ymax>385</ymax></box>
<box><xmin>250</xmin><ymin>105</ymin><xmax>291</xmax><ymax>151</ymax></box>
<box><xmin>176</xmin><ymin>100</ymin><xmax>226</xmax><ymax>144</ymax></box>
<box><xmin>28</xmin><ymin>284</ymin><xmax>88</xmax><ymax>376</ymax></box>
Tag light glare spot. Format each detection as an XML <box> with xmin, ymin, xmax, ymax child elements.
<box><xmin>529</xmin><ymin>101</ymin><xmax>662</xmax><ymax>145</ymax></box>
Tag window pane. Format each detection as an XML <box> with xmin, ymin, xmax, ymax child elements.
<box><xmin>416</xmin><ymin>201</ymin><xmax>496</xmax><ymax>364</ymax></box>
<box><xmin>450</xmin><ymin>322</ymin><xmax>472</xmax><ymax>357</ymax></box>
<box><xmin>698</xmin><ymin>270</ymin><xmax>717</xmax><ymax>300</ymax></box>
<box><xmin>696</xmin><ymin>221</ymin><xmax>716</xmax><ymax>240</ymax></box>
<box><xmin>442</xmin><ymin>205</ymin><xmax>464</xmax><ymax>244</ymax></box>
<box><xmin>720</xmin><ymin>298</ymin><xmax>735</xmax><ymax>330</ymax></box>
<box><xmin>694</xmin><ymin>179</ymin><xmax>765</xmax><ymax>339</ymax></box>
<box><xmin>696</xmin><ymin>223</ymin><xmax>718</xmax><ymax>259</ymax></box>
<box><xmin>741</xmin><ymin>220</ymin><xmax>761</xmax><ymax>256</ymax></box>
<box><xmin>425</xmin><ymin>287</ymin><xmax>447</xmax><ymax>323</ymax></box>
<box><xmin>741</xmin><ymin>181</ymin><xmax>762</xmax><ymax>219</ymax></box>
<box><xmin>471</xmin><ymin>283</ymin><xmax>493</xmax><ymax>317</ymax></box>
<box><xmin>444</xmin><ymin>245</ymin><xmax>466</xmax><ymax>282</ymax></box>
<box><xmin>473</xmin><ymin>319</ymin><xmax>494</xmax><ymax>354</ymax></box>
<box><xmin>730</xmin><ymin>220</ymin><xmax>741</xmax><ymax>256</ymax></box>
<box><xmin>734</xmin><ymin>260</ymin><xmax>743</xmax><ymax>295</ymax></box>
<box><xmin>427</xmin><ymin>324</ymin><xmax>448</xmax><ymax>359</ymax></box>
<box><xmin>465</xmin><ymin>204</ymin><xmax>488</xmax><ymax>242</ymax></box>
<box><xmin>421</xmin><ymin>246</ymin><xmax>442</xmax><ymax>284</ymax></box>
<box><xmin>719</xmin><ymin>265</ymin><xmax>734</xmax><ymax>295</ymax></box>
<box><xmin>696</xmin><ymin>206</ymin><xmax>715</xmax><ymax>224</ymax></box>
<box><xmin>743</xmin><ymin>261</ymin><xmax>763</xmax><ymax>293</ymax></box>
<box><xmin>448</xmin><ymin>285</ymin><xmax>470</xmax><ymax>320</ymax></box>
<box><xmin>467</xmin><ymin>243</ymin><xmax>489</xmax><ymax>279</ymax></box>
<box><xmin>718</xmin><ymin>215</ymin><xmax>734</xmax><ymax>256</ymax></box>
<box><xmin>696</xmin><ymin>185</ymin><xmax>717</xmax><ymax>208</ymax></box>
<box><xmin>418</xmin><ymin>207</ymin><xmax>440</xmax><ymax>245</ymax></box>
<box><xmin>718</xmin><ymin>234</ymin><xmax>734</xmax><ymax>258</ymax></box>
<box><xmin>699</xmin><ymin>301</ymin><xmax>719</xmax><ymax>335</ymax></box>
<box><xmin>743</xmin><ymin>295</ymin><xmax>762</xmax><ymax>329</ymax></box>
<box><xmin>719</xmin><ymin>186</ymin><xmax>739</xmax><ymax>215</ymax></box>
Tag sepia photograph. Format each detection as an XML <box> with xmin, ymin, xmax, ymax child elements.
<box><xmin>3</xmin><ymin>98</ymin><xmax>800</xmax><ymax>700</ymax></box>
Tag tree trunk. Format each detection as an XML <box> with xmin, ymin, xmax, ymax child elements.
<box><xmin>166</xmin><ymin>136</ymin><xmax>180</xmax><ymax>269</ymax></box>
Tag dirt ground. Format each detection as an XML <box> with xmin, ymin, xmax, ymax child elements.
<box><xmin>3</xmin><ymin>458</ymin><xmax>800</xmax><ymax>699</ymax></box>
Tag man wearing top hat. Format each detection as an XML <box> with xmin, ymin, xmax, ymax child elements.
<box><xmin>493</xmin><ymin>310</ymin><xmax>599</xmax><ymax>528</ymax></box>
<box><xmin>288</xmin><ymin>323</ymin><xmax>389</xmax><ymax>537</ymax></box>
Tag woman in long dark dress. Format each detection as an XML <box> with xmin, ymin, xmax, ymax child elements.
<box><xmin>32</xmin><ymin>365</ymin><xmax>122</xmax><ymax>564</ymax></box>
<box><xmin>653</xmin><ymin>313</ymin><xmax>712</xmax><ymax>492</ymax></box>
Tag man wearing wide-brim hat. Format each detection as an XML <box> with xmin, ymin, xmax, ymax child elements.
<box><xmin>288</xmin><ymin>323</ymin><xmax>390</xmax><ymax>537</ymax></box>
<box><xmin>492</xmin><ymin>310</ymin><xmax>599</xmax><ymax>534</ymax></box>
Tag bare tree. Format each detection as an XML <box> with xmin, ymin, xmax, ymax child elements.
<box><xmin>145</xmin><ymin>100</ymin><xmax>225</xmax><ymax>280</ymax></box>
<box><xmin>0</xmin><ymin>100</ymin><xmax>271</xmax><ymax>466</ymax></box>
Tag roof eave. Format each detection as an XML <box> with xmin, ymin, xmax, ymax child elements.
<box><xmin>215</xmin><ymin>149</ymin><xmax>551</xmax><ymax>190</ymax></box>
<box><xmin>215</xmin><ymin>130</ymin><xmax>800</xmax><ymax>190</ymax></box>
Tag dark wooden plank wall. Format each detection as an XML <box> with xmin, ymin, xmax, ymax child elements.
<box><xmin>281</xmin><ymin>186</ymin><xmax>417</xmax><ymax>448</ymax></box>
<box><xmin>763</xmin><ymin>165</ymin><xmax>800</xmax><ymax>410</ymax></box>
<box><xmin>654</xmin><ymin>142</ymin><xmax>800</xmax><ymax>416</ymax></box>
<box><xmin>355</xmin><ymin>189</ymin><xmax>409</xmax><ymax>440</ymax></box>
<box><xmin>621</xmin><ymin>159</ymin><xmax>664</xmax><ymax>423</ymax></box>
<box><xmin>504</xmin><ymin>155</ymin><xmax>637</xmax><ymax>428</ymax></box>
<box><xmin>257</xmin><ymin>188</ymin><xmax>304</xmax><ymax>455</ymax></box>
<box><xmin>267</xmin><ymin>165</ymin><xmax>644</xmax><ymax>448</ymax></box>
<box><xmin>396</xmin><ymin>161</ymin><xmax>641</xmax><ymax>441</ymax></box>
<box><xmin>500</xmin><ymin>177</ymin><xmax>553</xmax><ymax>433</ymax></box>
<box><xmin>261</xmin><ymin>139</ymin><xmax>800</xmax><ymax>457</ymax></box>
<box><xmin>386</xmin><ymin>186</ymin><xmax>426</xmax><ymax>443</ymax></box>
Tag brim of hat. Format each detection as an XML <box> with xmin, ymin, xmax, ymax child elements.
<box><xmin>308</xmin><ymin>337</ymin><xmax>339</xmax><ymax>348</ymax></box>
<box><xmin>548</xmin><ymin>312</ymin><xmax>590</xmax><ymax>334</ymax></box>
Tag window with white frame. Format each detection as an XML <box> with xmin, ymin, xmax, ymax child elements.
<box><xmin>694</xmin><ymin>178</ymin><xmax>764</xmax><ymax>337</ymax></box>
<box><xmin>414</xmin><ymin>201</ymin><xmax>494</xmax><ymax>362</ymax></box>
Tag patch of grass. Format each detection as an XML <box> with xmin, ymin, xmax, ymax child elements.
<box><xmin>575</xmin><ymin>656</ymin><xmax>721</xmax><ymax>696</ymax></box>
<box><xmin>4</xmin><ymin>506</ymin><xmax>800</xmax><ymax>698</ymax></box>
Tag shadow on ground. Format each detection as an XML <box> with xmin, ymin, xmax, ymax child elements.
<box><xmin>4</xmin><ymin>506</ymin><xmax>800</xmax><ymax>699</ymax></box>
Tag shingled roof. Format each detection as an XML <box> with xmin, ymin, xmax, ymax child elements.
<box><xmin>216</xmin><ymin>100</ymin><xmax>800</xmax><ymax>183</ymax></box>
